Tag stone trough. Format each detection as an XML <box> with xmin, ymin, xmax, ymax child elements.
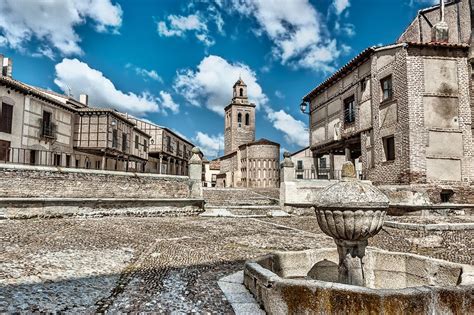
<box><xmin>244</xmin><ymin>247</ymin><xmax>474</xmax><ymax>314</ymax></box>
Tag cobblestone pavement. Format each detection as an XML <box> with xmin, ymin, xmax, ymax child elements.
<box><xmin>1</xmin><ymin>215</ymin><xmax>472</xmax><ymax>313</ymax></box>
<box><xmin>1</xmin><ymin>216</ymin><xmax>333</xmax><ymax>313</ymax></box>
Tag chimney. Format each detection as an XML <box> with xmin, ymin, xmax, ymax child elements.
<box><xmin>2</xmin><ymin>57</ymin><xmax>12</xmax><ymax>77</ymax></box>
<box><xmin>79</xmin><ymin>94</ymin><xmax>89</xmax><ymax>106</ymax></box>
<box><xmin>431</xmin><ymin>0</ymin><xmax>449</xmax><ymax>43</ymax></box>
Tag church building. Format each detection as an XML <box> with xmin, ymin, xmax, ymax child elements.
<box><xmin>216</xmin><ymin>78</ymin><xmax>280</xmax><ymax>188</ymax></box>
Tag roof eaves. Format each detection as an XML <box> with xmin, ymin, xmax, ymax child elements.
<box><xmin>0</xmin><ymin>76</ymin><xmax>77</xmax><ymax>112</ymax></box>
<box><xmin>302</xmin><ymin>46</ymin><xmax>376</xmax><ymax>102</ymax></box>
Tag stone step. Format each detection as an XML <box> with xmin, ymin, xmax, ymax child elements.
<box><xmin>206</xmin><ymin>198</ymin><xmax>279</xmax><ymax>206</ymax></box>
<box><xmin>201</xmin><ymin>205</ymin><xmax>289</xmax><ymax>218</ymax></box>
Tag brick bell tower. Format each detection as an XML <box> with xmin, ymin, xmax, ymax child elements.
<box><xmin>224</xmin><ymin>77</ymin><xmax>256</xmax><ymax>154</ymax></box>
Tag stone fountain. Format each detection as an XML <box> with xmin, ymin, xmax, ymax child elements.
<box><xmin>314</xmin><ymin>161</ymin><xmax>388</xmax><ymax>287</ymax></box>
<box><xmin>243</xmin><ymin>161</ymin><xmax>474</xmax><ymax>314</ymax></box>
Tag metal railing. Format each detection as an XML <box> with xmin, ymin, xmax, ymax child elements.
<box><xmin>0</xmin><ymin>147</ymin><xmax>143</xmax><ymax>173</ymax></box>
<box><xmin>41</xmin><ymin>122</ymin><xmax>57</xmax><ymax>139</ymax></box>
<box><xmin>295</xmin><ymin>167</ymin><xmax>366</xmax><ymax>180</ymax></box>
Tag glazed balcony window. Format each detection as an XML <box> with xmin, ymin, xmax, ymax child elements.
<box><xmin>40</xmin><ymin>111</ymin><xmax>56</xmax><ymax>139</ymax></box>
<box><xmin>343</xmin><ymin>95</ymin><xmax>355</xmax><ymax>124</ymax></box>
<box><xmin>381</xmin><ymin>75</ymin><xmax>393</xmax><ymax>102</ymax></box>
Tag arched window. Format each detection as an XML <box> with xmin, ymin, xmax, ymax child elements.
<box><xmin>245</xmin><ymin>113</ymin><xmax>250</xmax><ymax>126</ymax></box>
<box><xmin>239</xmin><ymin>88</ymin><xmax>243</xmax><ymax>97</ymax></box>
<box><xmin>237</xmin><ymin>113</ymin><xmax>242</xmax><ymax>127</ymax></box>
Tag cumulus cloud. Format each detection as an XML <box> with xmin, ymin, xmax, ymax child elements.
<box><xmin>174</xmin><ymin>55</ymin><xmax>267</xmax><ymax>115</ymax></box>
<box><xmin>54</xmin><ymin>58</ymin><xmax>163</xmax><ymax>116</ymax></box>
<box><xmin>157</xmin><ymin>14</ymin><xmax>214</xmax><ymax>46</ymax></box>
<box><xmin>219</xmin><ymin>0</ymin><xmax>343</xmax><ymax>72</ymax></box>
<box><xmin>333</xmin><ymin>0</ymin><xmax>350</xmax><ymax>15</ymax></box>
<box><xmin>0</xmin><ymin>0</ymin><xmax>122</xmax><ymax>56</ymax></box>
<box><xmin>193</xmin><ymin>132</ymin><xmax>224</xmax><ymax>158</ymax></box>
<box><xmin>159</xmin><ymin>91</ymin><xmax>179</xmax><ymax>114</ymax></box>
<box><xmin>266</xmin><ymin>109</ymin><xmax>308</xmax><ymax>147</ymax></box>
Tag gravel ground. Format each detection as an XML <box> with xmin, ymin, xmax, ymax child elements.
<box><xmin>385</xmin><ymin>215</ymin><xmax>474</xmax><ymax>224</ymax></box>
<box><xmin>261</xmin><ymin>217</ymin><xmax>474</xmax><ymax>265</ymax></box>
<box><xmin>1</xmin><ymin>215</ymin><xmax>472</xmax><ymax>313</ymax></box>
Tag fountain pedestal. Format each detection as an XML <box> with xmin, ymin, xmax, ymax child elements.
<box><xmin>335</xmin><ymin>239</ymin><xmax>367</xmax><ymax>286</ymax></box>
<box><xmin>313</xmin><ymin>162</ymin><xmax>389</xmax><ymax>286</ymax></box>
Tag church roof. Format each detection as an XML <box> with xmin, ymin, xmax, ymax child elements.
<box><xmin>239</xmin><ymin>138</ymin><xmax>280</xmax><ymax>148</ymax></box>
<box><xmin>233</xmin><ymin>77</ymin><xmax>247</xmax><ymax>87</ymax></box>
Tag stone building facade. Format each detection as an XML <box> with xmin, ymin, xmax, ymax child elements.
<box><xmin>301</xmin><ymin>0</ymin><xmax>474</xmax><ymax>203</ymax></box>
<box><xmin>288</xmin><ymin>146</ymin><xmax>360</xmax><ymax>180</ymax></box>
<box><xmin>122</xmin><ymin>115</ymin><xmax>195</xmax><ymax>175</ymax></box>
<box><xmin>215</xmin><ymin>78</ymin><xmax>280</xmax><ymax>188</ymax></box>
<box><xmin>0</xmin><ymin>55</ymin><xmax>195</xmax><ymax>175</ymax></box>
<box><xmin>202</xmin><ymin>159</ymin><xmax>220</xmax><ymax>187</ymax></box>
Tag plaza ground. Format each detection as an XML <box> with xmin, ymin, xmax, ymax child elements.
<box><xmin>1</xmin><ymin>215</ymin><xmax>472</xmax><ymax>313</ymax></box>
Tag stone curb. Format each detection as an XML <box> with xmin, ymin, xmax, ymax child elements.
<box><xmin>0</xmin><ymin>207</ymin><xmax>205</xmax><ymax>220</ymax></box>
<box><xmin>200</xmin><ymin>208</ymin><xmax>290</xmax><ymax>218</ymax></box>
<box><xmin>217</xmin><ymin>271</ymin><xmax>265</xmax><ymax>315</ymax></box>
<box><xmin>384</xmin><ymin>220</ymin><xmax>474</xmax><ymax>231</ymax></box>
<box><xmin>0</xmin><ymin>198</ymin><xmax>205</xmax><ymax>220</ymax></box>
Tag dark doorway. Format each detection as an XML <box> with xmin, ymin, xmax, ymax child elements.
<box><xmin>0</xmin><ymin>140</ymin><xmax>10</xmax><ymax>162</ymax></box>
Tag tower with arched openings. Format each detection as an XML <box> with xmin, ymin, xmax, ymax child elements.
<box><xmin>224</xmin><ymin>78</ymin><xmax>256</xmax><ymax>155</ymax></box>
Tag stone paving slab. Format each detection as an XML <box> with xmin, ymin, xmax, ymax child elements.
<box><xmin>218</xmin><ymin>272</ymin><xmax>265</xmax><ymax>315</ymax></box>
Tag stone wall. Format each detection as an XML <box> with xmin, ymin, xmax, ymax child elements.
<box><xmin>244</xmin><ymin>143</ymin><xmax>280</xmax><ymax>188</ymax></box>
<box><xmin>397</xmin><ymin>0</ymin><xmax>472</xmax><ymax>45</ymax></box>
<box><xmin>0</xmin><ymin>164</ymin><xmax>192</xmax><ymax>199</ymax></box>
<box><xmin>364</xmin><ymin>46</ymin><xmax>409</xmax><ymax>184</ymax></box>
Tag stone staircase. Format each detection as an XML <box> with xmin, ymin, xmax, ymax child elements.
<box><xmin>201</xmin><ymin>188</ymin><xmax>289</xmax><ymax>218</ymax></box>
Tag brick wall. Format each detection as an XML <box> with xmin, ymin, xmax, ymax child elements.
<box><xmin>0</xmin><ymin>164</ymin><xmax>192</xmax><ymax>198</ymax></box>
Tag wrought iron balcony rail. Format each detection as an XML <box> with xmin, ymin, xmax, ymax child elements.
<box><xmin>41</xmin><ymin>121</ymin><xmax>57</xmax><ymax>139</ymax></box>
<box><xmin>295</xmin><ymin>167</ymin><xmax>366</xmax><ymax>180</ymax></box>
<box><xmin>0</xmin><ymin>147</ymin><xmax>169</xmax><ymax>174</ymax></box>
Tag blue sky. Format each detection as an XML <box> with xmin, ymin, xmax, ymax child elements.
<box><xmin>0</xmin><ymin>0</ymin><xmax>438</xmax><ymax>158</ymax></box>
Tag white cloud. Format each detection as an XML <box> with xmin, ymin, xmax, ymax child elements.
<box><xmin>266</xmin><ymin>109</ymin><xmax>308</xmax><ymax>147</ymax></box>
<box><xmin>174</xmin><ymin>55</ymin><xmax>267</xmax><ymax>115</ymax></box>
<box><xmin>221</xmin><ymin>0</ymin><xmax>343</xmax><ymax>72</ymax></box>
<box><xmin>335</xmin><ymin>22</ymin><xmax>355</xmax><ymax>37</ymax></box>
<box><xmin>333</xmin><ymin>0</ymin><xmax>350</xmax><ymax>15</ymax></box>
<box><xmin>0</xmin><ymin>0</ymin><xmax>122</xmax><ymax>56</ymax></box>
<box><xmin>409</xmin><ymin>0</ymin><xmax>438</xmax><ymax>6</ymax></box>
<box><xmin>31</xmin><ymin>46</ymin><xmax>56</xmax><ymax>61</ymax></box>
<box><xmin>127</xmin><ymin>63</ymin><xmax>163</xmax><ymax>82</ymax></box>
<box><xmin>54</xmin><ymin>58</ymin><xmax>160</xmax><ymax>116</ymax></box>
<box><xmin>193</xmin><ymin>132</ymin><xmax>224</xmax><ymax>158</ymax></box>
<box><xmin>157</xmin><ymin>14</ymin><xmax>214</xmax><ymax>46</ymax></box>
<box><xmin>159</xmin><ymin>91</ymin><xmax>179</xmax><ymax>114</ymax></box>
<box><xmin>275</xmin><ymin>90</ymin><xmax>285</xmax><ymax>99</ymax></box>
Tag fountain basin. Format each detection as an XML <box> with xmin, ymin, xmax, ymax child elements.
<box><xmin>244</xmin><ymin>247</ymin><xmax>474</xmax><ymax>314</ymax></box>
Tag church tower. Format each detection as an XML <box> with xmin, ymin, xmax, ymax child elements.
<box><xmin>224</xmin><ymin>78</ymin><xmax>256</xmax><ymax>154</ymax></box>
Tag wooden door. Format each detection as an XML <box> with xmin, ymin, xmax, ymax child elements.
<box><xmin>0</xmin><ymin>140</ymin><xmax>10</xmax><ymax>162</ymax></box>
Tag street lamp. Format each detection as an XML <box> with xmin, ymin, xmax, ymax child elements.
<box><xmin>300</xmin><ymin>100</ymin><xmax>310</xmax><ymax>115</ymax></box>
